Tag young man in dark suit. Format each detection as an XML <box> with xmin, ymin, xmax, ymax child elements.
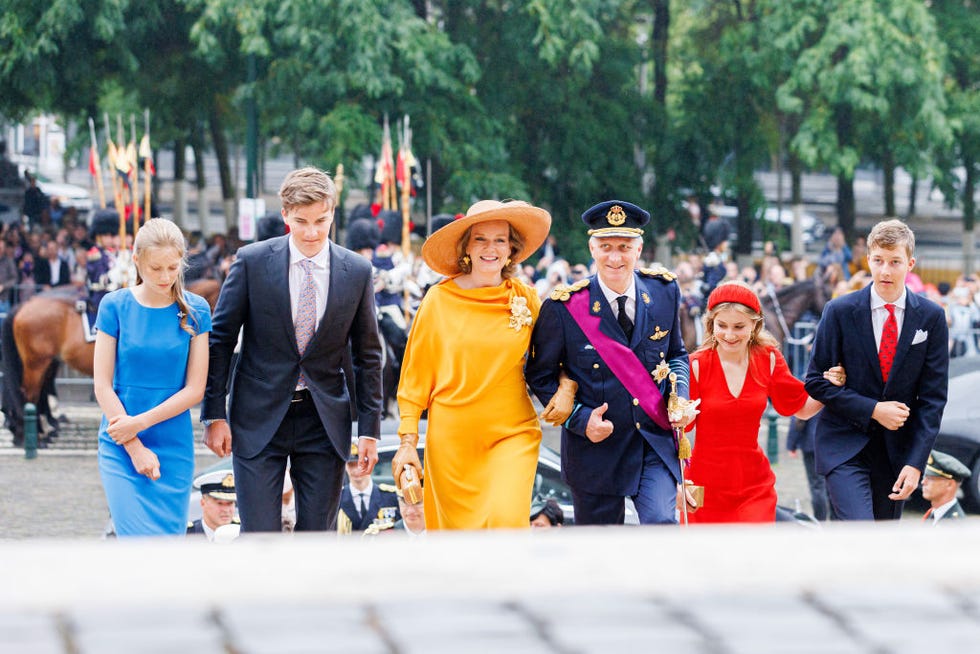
<box><xmin>202</xmin><ymin>167</ymin><xmax>383</xmax><ymax>532</ymax></box>
<box><xmin>804</xmin><ymin>219</ymin><xmax>948</xmax><ymax>520</ymax></box>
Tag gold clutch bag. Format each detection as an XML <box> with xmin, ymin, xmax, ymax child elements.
<box><xmin>400</xmin><ymin>468</ymin><xmax>423</xmax><ymax>505</ymax></box>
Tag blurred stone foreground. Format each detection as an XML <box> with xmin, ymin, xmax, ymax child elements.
<box><xmin>1</xmin><ymin>524</ymin><xmax>979</xmax><ymax>652</ymax></box>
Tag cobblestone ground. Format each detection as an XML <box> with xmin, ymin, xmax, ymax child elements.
<box><xmin>0</xmin><ymin>402</ymin><xmax>924</xmax><ymax>539</ymax></box>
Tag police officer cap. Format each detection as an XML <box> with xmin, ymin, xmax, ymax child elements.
<box><xmin>346</xmin><ymin>218</ymin><xmax>380</xmax><ymax>251</ymax></box>
<box><xmin>581</xmin><ymin>200</ymin><xmax>649</xmax><ymax>239</ymax></box>
<box><xmin>89</xmin><ymin>209</ymin><xmax>120</xmax><ymax>237</ymax></box>
<box><xmin>194</xmin><ymin>470</ymin><xmax>237</xmax><ymax>501</ymax></box>
<box><xmin>925</xmin><ymin>450</ymin><xmax>971</xmax><ymax>483</ymax></box>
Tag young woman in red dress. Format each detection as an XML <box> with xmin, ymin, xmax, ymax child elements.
<box><xmin>684</xmin><ymin>281</ymin><xmax>844</xmax><ymax>523</ymax></box>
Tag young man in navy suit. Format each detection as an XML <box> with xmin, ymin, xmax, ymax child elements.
<box><xmin>804</xmin><ymin>220</ymin><xmax>948</xmax><ymax>520</ymax></box>
<box><xmin>202</xmin><ymin>167</ymin><xmax>383</xmax><ymax>532</ymax></box>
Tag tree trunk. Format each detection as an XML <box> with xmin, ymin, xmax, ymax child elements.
<box><xmin>191</xmin><ymin>125</ymin><xmax>209</xmax><ymax>236</ymax></box>
<box><xmin>882</xmin><ymin>149</ymin><xmax>895</xmax><ymax>217</ymax></box>
<box><xmin>836</xmin><ymin>173</ymin><xmax>856</xmax><ymax>240</ymax></box>
<box><xmin>172</xmin><ymin>138</ymin><xmax>187</xmax><ymax>229</ymax></box>
<box><xmin>649</xmin><ymin>0</ymin><xmax>671</xmax><ymax>260</ymax></box>
<box><xmin>963</xmin><ymin>154</ymin><xmax>976</xmax><ymax>275</ymax></box>
<box><xmin>208</xmin><ymin>104</ymin><xmax>236</xmax><ymax>231</ymax></box>
<box><xmin>652</xmin><ymin>0</ymin><xmax>669</xmax><ymax>106</ymax></box>
<box><xmin>907</xmin><ymin>173</ymin><xmax>918</xmax><ymax>219</ymax></box>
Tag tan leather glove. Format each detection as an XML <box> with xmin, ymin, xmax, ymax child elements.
<box><xmin>539</xmin><ymin>371</ymin><xmax>578</xmax><ymax>427</ymax></box>
<box><xmin>392</xmin><ymin>433</ymin><xmax>423</xmax><ymax>489</ymax></box>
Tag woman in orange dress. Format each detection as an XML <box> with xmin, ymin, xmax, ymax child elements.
<box><xmin>685</xmin><ymin>281</ymin><xmax>843</xmax><ymax>523</ymax></box>
<box><xmin>392</xmin><ymin>200</ymin><xmax>554</xmax><ymax>530</ymax></box>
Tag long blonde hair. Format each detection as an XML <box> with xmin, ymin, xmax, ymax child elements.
<box><xmin>133</xmin><ymin>219</ymin><xmax>196</xmax><ymax>335</ymax></box>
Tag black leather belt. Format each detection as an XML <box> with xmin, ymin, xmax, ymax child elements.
<box><xmin>291</xmin><ymin>388</ymin><xmax>312</xmax><ymax>403</ymax></box>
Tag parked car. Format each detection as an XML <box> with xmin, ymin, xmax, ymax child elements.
<box><xmin>33</xmin><ymin>175</ymin><xmax>94</xmax><ymax>216</ymax></box>
<box><xmin>689</xmin><ymin>200</ymin><xmax>826</xmax><ymax>247</ymax></box>
<box><xmin>928</xmin><ymin>359</ymin><xmax>980</xmax><ymax>511</ymax></box>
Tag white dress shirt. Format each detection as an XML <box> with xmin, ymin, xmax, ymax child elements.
<box><xmin>596</xmin><ymin>276</ymin><xmax>637</xmax><ymax>323</ymax></box>
<box><xmin>869</xmin><ymin>285</ymin><xmax>906</xmax><ymax>350</ymax></box>
<box><xmin>288</xmin><ymin>240</ymin><xmax>330</xmax><ymax>328</ymax></box>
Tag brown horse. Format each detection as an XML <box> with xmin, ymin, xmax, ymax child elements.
<box><xmin>678</xmin><ymin>278</ymin><xmax>830</xmax><ymax>355</ymax></box>
<box><xmin>1</xmin><ymin>279</ymin><xmax>221</xmax><ymax>445</ymax></box>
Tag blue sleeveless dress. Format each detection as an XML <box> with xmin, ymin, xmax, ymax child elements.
<box><xmin>96</xmin><ymin>288</ymin><xmax>212</xmax><ymax>536</ymax></box>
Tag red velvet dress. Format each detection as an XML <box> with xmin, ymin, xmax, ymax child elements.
<box><xmin>686</xmin><ymin>346</ymin><xmax>808</xmax><ymax>523</ymax></box>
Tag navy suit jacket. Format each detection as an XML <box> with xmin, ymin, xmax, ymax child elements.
<box><xmin>202</xmin><ymin>237</ymin><xmax>384</xmax><ymax>460</ymax></box>
<box><xmin>339</xmin><ymin>484</ymin><xmax>400</xmax><ymax>532</ymax></box>
<box><xmin>526</xmin><ymin>271</ymin><xmax>688</xmax><ymax>496</ymax></box>
<box><xmin>804</xmin><ymin>285</ymin><xmax>948</xmax><ymax>477</ymax></box>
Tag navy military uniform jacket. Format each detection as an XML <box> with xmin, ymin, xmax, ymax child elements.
<box><xmin>526</xmin><ymin>269</ymin><xmax>689</xmax><ymax>496</ymax></box>
<box><xmin>938</xmin><ymin>500</ymin><xmax>967</xmax><ymax>521</ymax></box>
<box><xmin>339</xmin><ymin>483</ymin><xmax>400</xmax><ymax>532</ymax></box>
<box><xmin>187</xmin><ymin>519</ymin><xmax>205</xmax><ymax>535</ymax></box>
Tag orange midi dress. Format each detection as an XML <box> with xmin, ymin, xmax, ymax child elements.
<box><xmin>686</xmin><ymin>346</ymin><xmax>808</xmax><ymax>523</ymax></box>
<box><xmin>397</xmin><ymin>277</ymin><xmax>542</xmax><ymax>530</ymax></box>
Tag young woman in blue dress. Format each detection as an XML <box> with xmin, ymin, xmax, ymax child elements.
<box><xmin>93</xmin><ymin>218</ymin><xmax>212</xmax><ymax>536</ymax></box>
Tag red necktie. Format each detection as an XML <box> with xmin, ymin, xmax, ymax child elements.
<box><xmin>879</xmin><ymin>303</ymin><xmax>897</xmax><ymax>383</ymax></box>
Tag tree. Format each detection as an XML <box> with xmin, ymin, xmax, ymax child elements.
<box><xmin>930</xmin><ymin>1</ymin><xmax>980</xmax><ymax>273</ymax></box>
<box><xmin>773</xmin><ymin>0</ymin><xmax>949</xmax><ymax>239</ymax></box>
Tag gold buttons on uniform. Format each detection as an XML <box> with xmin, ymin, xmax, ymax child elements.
<box><xmin>593</xmin><ymin>363</ymin><xmax>600</xmax><ymax>369</ymax></box>
<box><xmin>632</xmin><ymin>398</ymin><xmax>639</xmax><ymax>406</ymax></box>
<box><xmin>635</xmin><ymin>422</ymin><xmax>641</xmax><ymax>429</ymax></box>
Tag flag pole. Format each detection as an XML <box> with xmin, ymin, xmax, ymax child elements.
<box><xmin>130</xmin><ymin>114</ymin><xmax>140</xmax><ymax>240</ymax></box>
<box><xmin>87</xmin><ymin>118</ymin><xmax>106</xmax><ymax>209</ymax></box>
<box><xmin>400</xmin><ymin>115</ymin><xmax>412</xmax><ymax>325</ymax></box>
<box><xmin>115</xmin><ymin>115</ymin><xmax>127</xmax><ymax>248</ymax></box>
<box><xmin>142</xmin><ymin>109</ymin><xmax>152</xmax><ymax>223</ymax></box>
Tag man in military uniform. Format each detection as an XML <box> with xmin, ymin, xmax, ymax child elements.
<box><xmin>85</xmin><ymin>209</ymin><xmax>121</xmax><ymax>310</ymax></box>
<box><xmin>188</xmin><ymin>470</ymin><xmax>239</xmax><ymax>541</ymax></box>
<box><xmin>338</xmin><ymin>442</ymin><xmax>400</xmax><ymax>532</ymax></box>
<box><xmin>526</xmin><ymin>200</ymin><xmax>691</xmax><ymax>525</ymax></box>
<box><xmin>921</xmin><ymin>450</ymin><xmax>971</xmax><ymax>523</ymax></box>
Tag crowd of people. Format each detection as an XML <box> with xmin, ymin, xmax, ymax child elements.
<box><xmin>14</xmin><ymin>163</ymin><xmax>973</xmax><ymax>539</ymax></box>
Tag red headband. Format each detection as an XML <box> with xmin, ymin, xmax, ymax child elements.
<box><xmin>707</xmin><ymin>283</ymin><xmax>762</xmax><ymax>313</ymax></box>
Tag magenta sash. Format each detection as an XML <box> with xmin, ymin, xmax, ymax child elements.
<box><xmin>564</xmin><ymin>289</ymin><xmax>672</xmax><ymax>431</ymax></box>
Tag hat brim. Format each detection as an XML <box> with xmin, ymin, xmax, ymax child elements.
<box><xmin>204</xmin><ymin>490</ymin><xmax>237</xmax><ymax>502</ymax></box>
<box><xmin>421</xmin><ymin>202</ymin><xmax>551</xmax><ymax>276</ymax></box>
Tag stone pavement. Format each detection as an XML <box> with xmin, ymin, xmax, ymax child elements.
<box><xmin>1</xmin><ymin>524</ymin><xmax>980</xmax><ymax>653</ymax></box>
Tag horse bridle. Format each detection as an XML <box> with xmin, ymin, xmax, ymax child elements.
<box><xmin>764</xmin><ymin>283</ymin><xmax>814</xmax><ymax>346</ymax></box>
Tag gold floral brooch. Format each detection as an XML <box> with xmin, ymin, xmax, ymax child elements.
<box><xmin>509</xmin><ymin>295</ymin><xmax>533</xmax><ymax>332</ymax></box>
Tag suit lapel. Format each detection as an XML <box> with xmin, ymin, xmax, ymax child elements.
<box><xmin>629</xmin><ymin>275</ymin><xmax>647</xmax><ymax>348</ymax></box>
<box><xmin>266</xmin><ymin>237</ymin><xmax>297</xmax><ymax>354</ymax></box>
<box><xmin>851</xmin><ymin>286</ymin><xmax>882</xmax><ymax>382</ymax></box>
<box><xmin>887</xmin><ymin>288</ymin><xmax>920</xmax><ymax>380</ymax></box>
<box><xmin>589</xmin><ymin>278</ymin><xmax>628</xmax><ymax>345</ymax></box>
<box><xmin>312</xmin><ymin>243</ymin><xmax>345</xmax><ymax>343</ymax></box>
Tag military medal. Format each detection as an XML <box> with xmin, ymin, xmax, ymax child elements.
<box><xmin>653</xmin><ymin>360</ymin><xmax>671</xmax><ymax>383</ymax></box>
<box><xmin>650</xmin><ymin>325</ymin><xmax>669</xmax><ymax>340</ymax></box>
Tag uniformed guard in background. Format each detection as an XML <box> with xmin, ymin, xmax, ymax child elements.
<box><xmin>187</xmin><ymin>470</ymin><xmax>240</xmax><ymax>541</ymax></box>
<box><xmin>921</xmin><ymin>450</ymin><xmax>971</xmax><ymax>524</ymax></box>
<box><xmin>526</xmin><ymin>200</ymin><xmax>691</xmax><ymax>525</ymax></box>
<box><xmin>338</xmin><ymin>442</ymin><xmax>400</xmax><ymax>533</ymax></box>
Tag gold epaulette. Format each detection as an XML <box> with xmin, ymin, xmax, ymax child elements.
<box><xmin>550</xmin><ymin>278</ymin><xmax>590</xmax><ymax>302</ymax></box>
<box><xmin>187</xmin><ymin>521</ymin><xmax>194</xmax><ymax>529</ymax></box>
<box><xmin>639</xmin><ymin>266</ymin><xmax>677</xmax><ymax>282</ymax></box>
<box><xmin>379</xmin><ymin>483</ymin><xmax>398</xmax><ymax>494</ymax></box>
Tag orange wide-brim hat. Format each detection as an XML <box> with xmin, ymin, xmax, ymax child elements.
<box><xmin>421</xmin><ymin>199</ymin><xmax>552</xmax><ymax>276</ymax></box>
